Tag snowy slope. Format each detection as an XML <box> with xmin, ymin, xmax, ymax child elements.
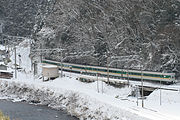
<box><xmin>0</xmin><ymin>39</ymin><xmax>180</xmax><ymax>120</ymax></box>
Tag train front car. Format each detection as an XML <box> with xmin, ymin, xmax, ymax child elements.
<box><xmin>166</xmin><ymin>73</ymin><xmax>176</xmax><ymax>84</ymax></box>
<box><xmin>141</xmin><ymin>71</ymin><xmax>176</xmax><ymax>84</ymax></box>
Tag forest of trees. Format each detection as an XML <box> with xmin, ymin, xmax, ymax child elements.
<box><xmin>0</xmin><ymin>0</ymin><xmax>180</xmax><ymax>78</ymax></box>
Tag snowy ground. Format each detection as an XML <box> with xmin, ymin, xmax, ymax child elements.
<box><xmin>0</xmin><ymin>39</ymin><xmax>180</xmax><ymax>120</ymax></box>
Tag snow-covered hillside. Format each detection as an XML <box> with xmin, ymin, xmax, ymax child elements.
<box><xmin>0</xmin><ymin>39</ymin><xmax>180</xmax><ymax>120</ymax></box>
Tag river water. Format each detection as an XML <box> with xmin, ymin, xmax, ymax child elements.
<box><xmin>0</xmin><ymin>100</ymin><xmax>78</xmax><ymax>120</ymax></box>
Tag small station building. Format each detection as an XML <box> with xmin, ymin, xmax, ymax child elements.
<box><xmin>42</xmin><ymin>64</ymin><xmax>59</xmax><ymax>81</ymax></box>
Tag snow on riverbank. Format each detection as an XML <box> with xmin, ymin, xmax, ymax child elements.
<box><xmin>0</xmin><ymin>78</ymin><xmax>150</xmax><ymax>120</ymax></box>
<box><xmin>0</xmin><ymin>73</ymin><xmax>180</xmax><ymax>120</ymax></box>
<box><xmin>0</xmin><ymin>39</ymin><xmax>180</xmax><ymax>120</ymax></box>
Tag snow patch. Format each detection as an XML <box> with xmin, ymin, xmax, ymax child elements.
<box><xmin>0</xmin><ymin>80</ymin><xmax>149</xmax><ymax>120</ymax></box>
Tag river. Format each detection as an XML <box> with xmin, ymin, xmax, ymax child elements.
<box><xmin>0</xmin><ymin>100</ymin><xmax>78</xmax><ymax>120</ymax></box>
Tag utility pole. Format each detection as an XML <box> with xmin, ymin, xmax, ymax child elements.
<box><xmin>137</xmin><ymin>85</ymin><xmax>139</xmax><ymax>106</ymax></box>
<box><xmin>141</xmin><ymin>63</ymin><xmax>144</xmax><ymax>107</ymax></box>
<box><xmin>127</xmin><ymin>69</ymin><xmax>129</xmax><ymax>86</ymax></box>
<box><xmin>14</xmin><ymin>46</ymin><xmax>17</xmax><ymax>79</ymax></box>
<box><xmin>33</xmin><ymin>61</ymin><xmax>37</xmax><ymax>77</ymax></box>
<box><xmin>160</xmin><ymin>79</ymin><xmax>162</xmax><ymax>105</ymax></box>
<box><xmin>5</xmin><ymin>39</ymin><xmax>7</xmax><ymax>51</ymax></box>
<box><xmin>160</xmin><ymin>72</ymin><xmax>163</xmax><ymax>105</ymax></box>
<box><xmin>97</xmin><ymin>73</ymin><xmax>99</xmax><ymax>93</ymax></box>
<box><xmin>8</xmin><ymin>45</ymin><xmax>9</xmax><ymax>52</ymax></box>
<box><xmin>0</xmin><ymin>23</ymin><xmax>2</xmax><ymax>45</ymax></box>
<box><xmin>60</xmin><ymin>49</ymin><xmax>63</xmax><ymax>77</ymax></box>
<box><xmin>139</xmin><ymin>47</ymin><xmax>144</xmax><ymax>108</ymax></box>
<box><xmin>121</xmin><ymin>68</ymin><xmax>124</xmax><ymax>80</ymax></box>
<box><xmin>18</xmin><ymin>54</ymin><xmax>21</xmax><ymax>68</ymax></box>
<box><xmin>107</xmin><ymin>57</ymin><xmax>110</xmax><ymax>84</ymax></box>
<box><xmin>40</xmin><ymin>44</ymin><xmax>42</xmax><ymax>63</ymax></box>
<box><xmin>101</xmin><ymin>79</ymin><xmax>103</xmax><ymax>94</ymax></box>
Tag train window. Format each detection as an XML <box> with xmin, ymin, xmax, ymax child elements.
<box><xmin>103</xmin><ymin>69</ymin><xmax>107</xmax><ymax>72</ymax></box>
<box><xmin>128</xmin><ymin>72</ymin><xmax>132</xmax><ymax>75</ymax></box>
<box><xmin>143</xmin><ymin>73</ymin><xmax>163</xmax><ymax>78</ymax></box>
<box><xmin>64</xmin><ymin>65</ymin><xmax>69</xmax><ymax>67</ymax></box>
<box><xmin>171</xmin><ymin>75</ymin><xmax>175</xmax><ymax>79</ymax></box>
<box><xmin>164</xmin><ymin>75</ymin><xmax>170</xmax><ymax>78</ymax></box>
<box><xmin>84</xmin><ymin>67</ymin><xmax>88</xmax><ymax>70</ymax></box>
<box><xmin>111</xmin><ymin>70</ymin><xmax>115</xmax><ymax>73</ymax></box>
<box><xmin>74</xmin><ymin>66</ymin><xmax>83</xmax><ymax>69</ymax></box>
<box><xmin>88</xmin><ymin>67</ymin><xmax>92</xmax><ymax>70</ymax></box>
<box><xmin>81</xmin><ymin>66</ymin><xmax>85</xmax><ymax>69</ymax></box>
<box><xmin>129</xmin><ymin>72</ymin><xmax>133</xmax><ymax>75</ymax></box>
<box><xmin>116</xmin><ymin>71</ymin><xmax>121</xmax><ymax>74</ymax></box>
<box><xmin>98</xmin><ymin>68</ymin><xmax>104</xmax><ymax>72</ymax></box>
<box><xmin>117</xmin><ymin>70</ymin><xmax>121</xmax><ymax>73</ymax></box>
<box><xmin>72</xmin><ymin>65</ymin><xmax>77</xmax><ymax>68</ymax></box>
<box><xmin>130</xmin><ymin>72</ymin><xmax>140</xmax><ymax>76</ymax></box>
<box><xmin>143</xmin><ymin>73</ymin><xmax>148</xmax><ymax>76</ymax></box>
<box><xmin>101</xmin><ymin>69</ymin><xmax>105</xmax><ymax>72</ymax></box>
<box><xmin>132</xmin><ymin>72</ymin><xmax>136</xmax><ymax>75</ymax></box>
<box><xmin>123</xmin><ymin>71</ymin><xmax>126</xmax><ymax>74</ymax></box>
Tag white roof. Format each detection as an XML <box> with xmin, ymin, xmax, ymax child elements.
<box><xmin>0</xmin><ymin>69</ymin><xmax>13</xmax><ymax>73</ymax></box>
<box><xmin>42</xmin><ymin>65</ymin><xmax>58</xmax><ymax>68</ymax></box>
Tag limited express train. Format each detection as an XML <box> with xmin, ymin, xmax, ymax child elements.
<box><xmin>42</xmin><ymin>59</ymin><xmax>176</xmax><ymax>84</ymax></box>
